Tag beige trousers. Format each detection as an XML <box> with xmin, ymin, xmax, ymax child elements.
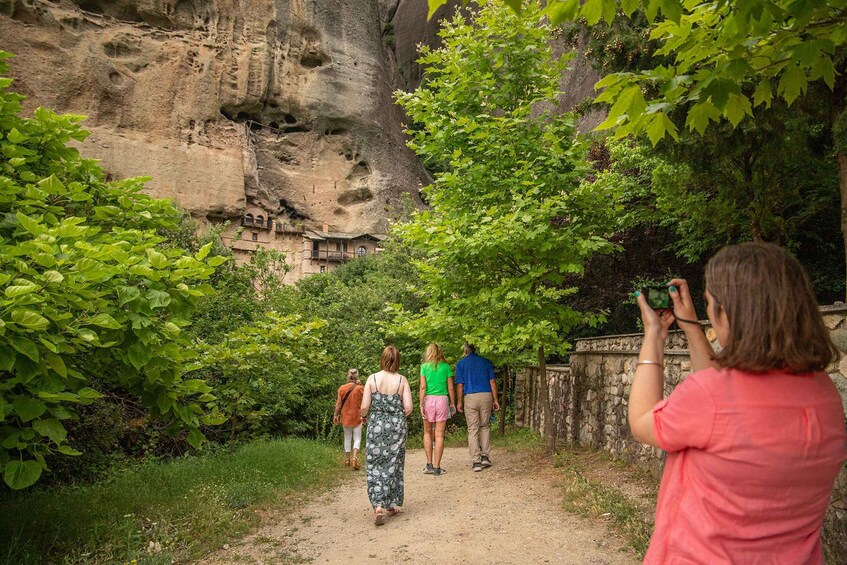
<box><xmin>464</xmin><ymin>392</ymin><xmax>492</xmax><ymax>463</ymax></box>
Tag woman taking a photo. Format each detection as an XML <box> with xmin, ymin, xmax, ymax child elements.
<box><xmin>630</xmin><ymin>242</ymin><xmax>846</xmax><ymax>563</ymax></box>
<box><xmin>419</xmin><ymin>343</ymin><xmax>456</xmax><ymax>476</ymax></box>
<box><xmin>361</xmin><ymin>345</ymin><xmax>413</xmax><ymax>526</ymax></box>
<box><xmin>333</xmin><ymin>368</ymin><xmax>364</xmax><ymax>470</ymax></box>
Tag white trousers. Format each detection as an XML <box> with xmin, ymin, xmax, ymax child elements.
<box><xmin>343</xmin><ymin>424</ymin><xmax>362</xmax><ymax>452</ymax></box>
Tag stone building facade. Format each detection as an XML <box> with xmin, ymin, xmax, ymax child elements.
<box><xmin>515</xmin><ymin>305</ymin><xmax>847</xmax><ymax>560</ymax></box>
<box><xmin>218</xmin><ymin>206</ymin><xmax>384</xmax><ymax>283</ymax></box>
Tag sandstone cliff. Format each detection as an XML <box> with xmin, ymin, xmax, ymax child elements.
<box><xmin>0</xmin><ymin>0</ymin><xmax>429</xmax><ymax>232</ymax></box>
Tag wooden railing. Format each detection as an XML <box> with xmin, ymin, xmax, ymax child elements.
<box><xmin>310</xmin><ymin>250</ymin><xmax>354</xmax><ymax>262</ymax></box>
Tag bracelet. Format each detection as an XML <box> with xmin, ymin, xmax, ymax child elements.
<box><xmin>636</xmin><ymin>360</ymin><xmax>663</xmax><ymax>367</ymax></box>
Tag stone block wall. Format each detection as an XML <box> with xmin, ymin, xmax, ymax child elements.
<box><xmin>515</xmin><ymin>305</ymin><xmax>847</xmax><ymax>559</ymax></box>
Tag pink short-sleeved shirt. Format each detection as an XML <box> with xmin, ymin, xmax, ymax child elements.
<box><xmin>648</xmin><ymin>367</ymin><xmax>846</xmax><ymax>564</ymax></box>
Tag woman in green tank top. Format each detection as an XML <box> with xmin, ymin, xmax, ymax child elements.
<box><xmin>419</xmin><ymin>343</ymin><xmax>456</xmax><ymax>476</ymax></box>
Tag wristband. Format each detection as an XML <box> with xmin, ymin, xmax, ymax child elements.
<box><xmin>636</xmin><ymin>360</ymin><xmax>662</xmax><ymax>366</ymax></box>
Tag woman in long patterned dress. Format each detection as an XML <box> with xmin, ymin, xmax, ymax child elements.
<box><xmin>360</xmin><ymin>345</ymin><xmax>413</xmax><ymax>526</ymax></box>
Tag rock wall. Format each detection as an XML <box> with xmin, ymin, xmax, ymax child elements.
<box><xmin>0</xmin><ymin>0</ymin><xmax>428</xmax><ymax>231</ymax></box>
<box><xmin>515</xmin><ymin>304</ymin><xmax>847</xmax><ymax>560</ymax></box>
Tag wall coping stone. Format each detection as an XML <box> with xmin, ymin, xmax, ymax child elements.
<box><xmin>573</xmin><ymin>303</ymin><xmax>845</xmax><ymax>344</ymax></box>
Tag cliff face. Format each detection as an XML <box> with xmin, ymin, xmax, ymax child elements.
<box><xmin>0</xmin><ymin>0</ymin><xmax>428</xmax><ymax>232</ymax></box>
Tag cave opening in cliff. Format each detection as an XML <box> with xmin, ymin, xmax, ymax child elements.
<box><xmin>278</xmin><ymin>198</ymin><xmax>309</xmax><ymax>221</ymax></box>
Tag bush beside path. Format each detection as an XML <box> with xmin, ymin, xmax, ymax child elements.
<box><xmin>205</xmin><ymin>446</ymin><xmax>640</xmax><ymax>565</ymax></box>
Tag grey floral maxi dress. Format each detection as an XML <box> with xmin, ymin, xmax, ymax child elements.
<box><xmin>365</xmin><ymin>386</ymin><xmax>407</xmax><ymax>509</ymax></box>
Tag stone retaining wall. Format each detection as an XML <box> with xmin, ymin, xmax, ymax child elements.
<box><xmin>515</xmin><ymin>305</ymin><xmax>847</xmax><ymax>560</ymax></box>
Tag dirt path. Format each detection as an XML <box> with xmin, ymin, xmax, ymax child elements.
<box><xmin>204</xmin><ymin>446</ymin><xmax>640</xmax><ymax>564</ymax></box>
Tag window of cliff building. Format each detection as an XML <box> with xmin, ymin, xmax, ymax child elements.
<box><xmin>256</xmin><ymin>215</ymin><xmax>264</xmax><ymax>228</ymax></box>
<box><xmin>243</xmin><ymin>214</ymin><xmax>254</xmax><ymax>227</ymax></box>
<box><xmin>251</xmin><ymin>232</ymin><xmax>258</xmax><ymax>242</ymax></box>
<box><xmin>320</xmin><ymin>266</ymin><xmax>326</xmax><ymax>273</ymax></box>
<box><xmin>357</xmin><ymin>246</ymin><xmax>368</xmax><ymax>257</ymax></box>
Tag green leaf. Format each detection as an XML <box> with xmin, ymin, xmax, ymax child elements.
<box><xmin>645</xmin><ymin>112</ymin><xmax>678</xmax><ymax>145</ymax></box>
<box><xmin>4</xmin><ymin>460</ymin><xmax>42</xmax><ymax>489</ymax></box>
<box><xmin>15</xmin><ymin>212</ymin><xmax>44</xmax><ymax>236</ymax></box>
<box><xmin>810</xmin><ymin>55</ymin><xmax>835</xmax><ymax>89</ymax></box>
<box><xmin>146</xmin><ymin>249</ymin><xmax>169</xmax><ymax>269</ymax></box>
<box><xmin>752</xmin><ymin>80</ymin><xmax>772</xmax><ymax>108</ymax></box>
<box><xmin>117</xmin><ymin>286</ymin><xmax>141</xmax><ymax>306</ymax></box>
<box><xmin>187</xmin><ymin>428</ymin><xmax>206</xmax><ymax>449</ymax></box>
<box><xmin>10</xmin><ymin>336</ymin><xmax>39</xmax><ymax>362</ymax></box>
<box><xmin>58</xmin><ymin>445</ymin><xmax>82</xmax><ymax>456</ymax></box>
<box><xmin>77</xmin><ymin>387</ymin><xmax>102</xmax><ymax>400</ymax></box>
<box><xmin>702</xmin><ymin>78</ymin><xmax>739</xmax><ymax>109</ymax></box>
<box><xmin>146</xmin><ymin>289</ymin><xmax>172</xmax><ymax>309</ymax></box>
<box><xmin>5</xmin><ymin>280</ymin><xmax>40</xmax><ymax>298</ymax></box>
<box><xmin>504</xmin><ymin>0</ymin><xmax>522</xmax><ymax>14</ymax></box>
<box><xmin>685</xmin><ymin>101</ymin><xmax>722</xmax><ymax>134</ymax></box>
<box><xmin>777</xmin><ymin>63</ymin><xmax>807</xmax><ymax>106</ymax></box>
<box><xmin>33</xmin><ymin>254</ymin><xmax>58</xmax><ymax>268</ymax></box>
<box><xmin>127</xmin><ymin>342</ymin><xmax>153</xmax><ymax>370</ymax></box>
<box><xmin>33</xmin><ymin>418</ymin><xmax>67</xmax><ymax>444</ymax></box>
<box><xmin>7</xmin><ymin>128</ymin><xmax>25</xmax><ymax>144</ymax></box>
<box><xmin>658</xmin><ymin>0</ymin><xmax>682</xmax><ymax>23</ymax></box>
<box><xmin>0</xmin><ymin>347</ymin><xmax>15</xmax><ymax>371</ymax></box>
<box><xmin>13</xmin><ymin>396</ymin><xmax>46</xmax><ymax>422</ymax></box>
<box><xmin>44</xmin><ymin>352</ymin><xmax>67</xmax><ymax>378</ymax></box>
<box><xmin>11</xmin><ymin>310</ymin><xmax>49</xmax><ymax>331</ymax></box>
<box><xmin>427</xmin><ymin>0</ymin><xmax>447</xmax><ymax>19</ymax></box>
<box><xmin>546</xmin><ymin>0</ymin><xmax>580</xmax><ymax>25</ymax></box>
<box><xmin>723</xmin><ymin>93</ymin><xmax>752</xmax><ymax>127</ymax></box>
<box><xmin>37</xmin><ymin>175</ymin><xmax>66</xmax><ymax>195</ymax></box>
<box><xmin>581</xmin><ymin>0</ymin><xmax>615</xmax><ymax>25</ymax></box>
<box><xmin>195</xmin><ymin>241</ymin><xmax>213</xmax><ymax>261</ymax></box>
<box><xmin>620</xmin><ymin>0</ymin><xmax>640</xmax><ymax>16</ymax></box>
<box><xmin>42</xmin><ymin>270</ymin><xmax>64</xmax><ymax>284</ymax></box>
<box><xmin>87</xmin><ymin>313</ymin><xmax>122</xmax><ymax>329</ymax></box>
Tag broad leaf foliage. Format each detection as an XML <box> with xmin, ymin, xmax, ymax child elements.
<box><xmin>0</xmin><ymin>52</ymin><xmax>225</xmax><ymax>488</ymax></box>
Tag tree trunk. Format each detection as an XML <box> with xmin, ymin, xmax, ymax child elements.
<box><xmin>538</xmin><ymin>344</ymin><xmax>556</xmax><ymax>455</ymax></box>
<box><xmin>499</xmin><ymin>366</ymin><xmax>508</xmax><ymax>436</ymax></box>
<box><xmin>838</xmin><ymin>150</ymin><xmax>847</xmax><ymax>300</ymax></box>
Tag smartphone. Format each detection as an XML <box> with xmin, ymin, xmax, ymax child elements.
<box><xmin>641</xmin><ymin>285</ymin><xmax>671</xmax><ymax>309</ymax></box>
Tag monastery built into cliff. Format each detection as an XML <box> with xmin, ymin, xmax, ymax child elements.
<box><xmin>219</xmin><ymin>205</ymin><xmax>385</xmax><ymax>283</ymax></box>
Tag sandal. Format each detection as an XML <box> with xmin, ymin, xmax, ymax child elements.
<box><xmin>352</xmin><ymin>457</ymin><xmax>359</xmax><ymax>470</ymax></box>
<box><xmin>344</xmin><ymin>457</ymin><xmax>350</xmax><ymax>466</ymax></box>
<box><xmin>374</xmin><ymin>508</ymin><xmax>385</xmax><ymax>526</ymax></box>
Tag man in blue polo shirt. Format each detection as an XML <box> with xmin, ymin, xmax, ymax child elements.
<box><xmin>455</xmin><ymin>343</ymin><xmax>499</xmax><ymax>472</ymax></box>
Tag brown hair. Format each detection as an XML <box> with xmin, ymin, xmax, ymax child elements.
<box><xmin>380</xmin><ymin>345</ymin><xmax>401</xmax><ymax>373</ymax></box>
<box><xmin>423</xmin><ymin>343</ymin><xmax>447</xmax><ymax>369</ymax></box>
<box><xmin>347</xmin><ymin>368</ymin><xmax>360</xmax><ymax>383</ymax></box>
<box><xmin>704</xmin><ymin>242</ymin><xmax>835</xmax><ymax>373</ymax></box>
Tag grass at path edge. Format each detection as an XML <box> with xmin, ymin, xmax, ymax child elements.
<box><xmin>555</xmin><ymin>448</ymin><xmax>656</xmax><ymax>559</ymax></box>
<box><xmin>0</xmin><ymin>438</ymin><xmax>343</xmax><ymax>565</ymax></box>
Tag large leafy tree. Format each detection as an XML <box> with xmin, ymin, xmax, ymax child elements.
<box><xmin>0</xmin><ymin>53</ymin><xmax>225</xmax><ymax>488</ymax></box>
<box><xmin>395</xmin><ymin>2</ymin><xmax>613</xmax><ymax>453</ymax></box>
<box><xmin>458</xmin><ymin>0</ymin><xmax>847</xmax><ymax>287</ymax></box>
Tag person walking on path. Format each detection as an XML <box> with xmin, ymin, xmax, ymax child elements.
<box><xmin>630</xmin><ymin>242</ymin><xmax>846</xmax><ymax>563</ymax></box>
<box><xmin>419</xmin><ymin>343</ymin><xmax>456</xmax><ymax>476</ymax></box>
<box><xmin>333</xmin><ymin>368</ymin><xmax>365</xmax><ymax>470</ymax></box>
<box><xmin>455</xmin><ymin>343</ymin><xmax>499</xmax><ymax>472</ymax></box>
<box><xmin>361</xmin><ymin>346</ymin><xmax>414</xmax><ymax>526</ymax></box>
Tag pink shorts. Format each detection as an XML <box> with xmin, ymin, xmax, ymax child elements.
<box><xmin>423</xmin><ymin>395</ymin><xmax>449</xmax><ymax>422</ymax></box>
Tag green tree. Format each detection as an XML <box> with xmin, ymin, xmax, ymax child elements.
<box><xmin>0</xmin><ymin>52</ymin><xmax>225</xmax><ymax>488</ymax></box>
<box><xmin>195</xmin><ymin>313</ymin><xmax>328</xmax><ymax>440</ymax></box>
<box><xmin>466</xmin><ymin>0</ymin><xmax>847</xmax><ymax>288</ymax></box>
<box><xmin>395</xmin><ymin>2</ymin><xmax>613</xmax><ymax>454</ymax></box>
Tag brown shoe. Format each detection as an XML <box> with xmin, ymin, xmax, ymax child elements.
<box><xmin>352</xmin><ymin>457</ymin><xmax>359</xmax><ymax>470</ymax></box>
